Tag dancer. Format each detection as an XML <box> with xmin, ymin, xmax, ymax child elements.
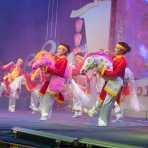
<box><xmin>96</xmin><ymin>42</ymin><xmax>131</xmax><ymax>126</ymax></box>
<box><xmin>71</xmin><ymin>52</ymin><xmax>90</xmax><ymax>117</ymax></box>
<box><xmin>1</xmin><ymin>58</ymin><xmax>24</xmax><ymax>112</ymax></box>
<box><xmin>39</xmin><ymin>43</ymin><xmax>70</xmax><ymax>120</ymax></box>
<box><xmin>25</xmin><ymin>50</ymin><xmax>54</xmax><ymax>114</ymax></box>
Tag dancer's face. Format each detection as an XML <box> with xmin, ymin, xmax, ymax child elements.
<box><xmin>114</xmin><ymin>47</ymin><xmax>124</xmax><ymax>55</ymax></box>
<box><xmin>56</xmin><ymin>45</ymin><xmax>67</xmax><ymax>56</ymax></box>
<box><xmin>74</xmin><ymin>55</ymin><xmax>83</xmax><ymax>66</ymax></box>
<box><xmin>17</xmin><ymin>58</ymin><xmax>23</xmax><ymax>66</ymax></box>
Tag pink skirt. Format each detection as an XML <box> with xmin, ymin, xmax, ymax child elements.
<box><xmin>48</xmin><ymin>75</ymin><xmax>65</xmax><ymax>93</ymax></box>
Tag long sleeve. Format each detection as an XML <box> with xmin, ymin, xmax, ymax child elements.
<box><xmin>1</xmin><ymin>62</ymin><xmax>15</xmax><ymax>71</ymax></box>
<box><xmin>103</xmin><ymin>56</ymin><xmax>127</xmax><ymax>78</ymax></box>
<box><xmin>46</xmin><ymin>56</ymin><xmax>67</xmax><ymax>77</ymax></box>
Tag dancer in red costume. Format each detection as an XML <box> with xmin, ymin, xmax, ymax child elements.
<box><xmin>39</xmin><ymin>43</ymin><xmax>70</xmax><ymax>120</ymax></box>
<box><xmin>96</xmin><ymin>42</ymin><xmax>131</xmax><ymax>126</ymax></box>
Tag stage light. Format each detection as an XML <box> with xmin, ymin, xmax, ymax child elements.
<box><xmin>144</xmin><ymin>0</ymin><xmax>148</xmax><ymax>3</ymax></box>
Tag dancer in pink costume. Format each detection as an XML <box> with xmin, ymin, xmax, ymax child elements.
<box><xmin>37</xmin><ymin>44</ymin><xmax>71</xmax><ymax>120</ymax></box>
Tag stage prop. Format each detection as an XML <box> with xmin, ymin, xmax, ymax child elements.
<box><xmin>0</xmin><ymin>126</ymin><xmax>144</xmax><ymax>148</ymax></box>
<box><xmin>70</xmin><ymin>0</ymin><xmax>111</xmax><ymax>51</ymax></box>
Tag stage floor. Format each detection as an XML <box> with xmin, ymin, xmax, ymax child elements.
<box><xmin>0</xmin><ymin>109</ymin><xmax>148</xmax><ymax>129</ymax></box>
<box><xmin>0</xmin><ymin>109</ymin><xmax>148</xmax><ymax>147</ymax></box>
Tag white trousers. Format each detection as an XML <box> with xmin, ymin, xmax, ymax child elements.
<box><xmin>98</xmin><ymin>94</ymin><xmax>115</xmax><ymax>126</ymax></box>
<box><xmin>39</xmin><ymin>94</ymin><xmax>55</xmax><ymax>118</ymax></box>
<box><xmin>30</xmin><ymin>89</ymin><xmax>41</xmax><ymax>111</ymax></box>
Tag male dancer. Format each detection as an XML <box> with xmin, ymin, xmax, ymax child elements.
<box><xmin>39</xmin><ymin>43</ymin><xmax>70</xmax><ymax>120</ymax></box>
<box><xmin>1</xmin><ymin>58</ymin><xmax>24</xmax><ymax>112</ymax></box>
<box><xmin>71</xmin><ymin>52</ymin><xmax>90</xmax><ymax>117</ymax></box>
<box><xmin>96</xmin><ymin>42</ymin><xmax>131</xmax><ymax>126</ymax></box>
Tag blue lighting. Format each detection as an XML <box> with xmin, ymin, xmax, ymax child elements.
<box><xmin>139</xmin><ymin>45</ymin><xmax>148</xmax><ymax>59</ymax></box>
<box><xmin>144</xmin><ymin>0</ymin><xmax>148</xmax><ymax>3</ymax></box>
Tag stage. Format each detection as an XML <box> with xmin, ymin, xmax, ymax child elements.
<box><xmin>0</xmin><ymin>0</ymin><xmax>147</xmax><ymax>147</ymax></box>
<box><xmin>0</xmin><ymin>109</ymin><xmax>148</xmax><ymax>148</ymax></box>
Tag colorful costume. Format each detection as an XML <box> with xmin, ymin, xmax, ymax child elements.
<box><xmin>39</xmin><ymin>54</ymin><xmax>69</xmax><ymax>120</ymax></box>
<box><xmin>24</xmin><ymin>50</ymin><xmax>55</xmax><ymax>118</ymax></box>
<box><xmin>71</xmin><ymin>54</ymin><xmax>90</xmax><ymax>117</ymax></box>
<box><xmin>1</xmin><ymin>59</ymin><xmax>24</xmax><ymax>112</ymax></box>
<box><xmin>23</xmin><ymin>68</ymin><xmax>45</xmax><ymax>113</ymax></box>
<box><xmin>98</xmin><ymin>54</ymin><xmax>127</xmax><ymax>126</ymax></box>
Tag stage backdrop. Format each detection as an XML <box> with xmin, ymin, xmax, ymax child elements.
<box><xmin>0</xmin><ymin>0</ymin><xmax>91</xmax><ymax>63</ymax></box>
<box><xmin>111</xmin><ymin>0</ymin><xmax>148</xmax><ymax>79</ymax></box>
<box><xmin>111</xmin><ymin>0</ymin><xmax>148</xmax><ymax>118</ymax></box>
<box><xmin>70</xmin><ymin>0</ymin><xmax>112</xmax><ymax>51</ymax></box>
